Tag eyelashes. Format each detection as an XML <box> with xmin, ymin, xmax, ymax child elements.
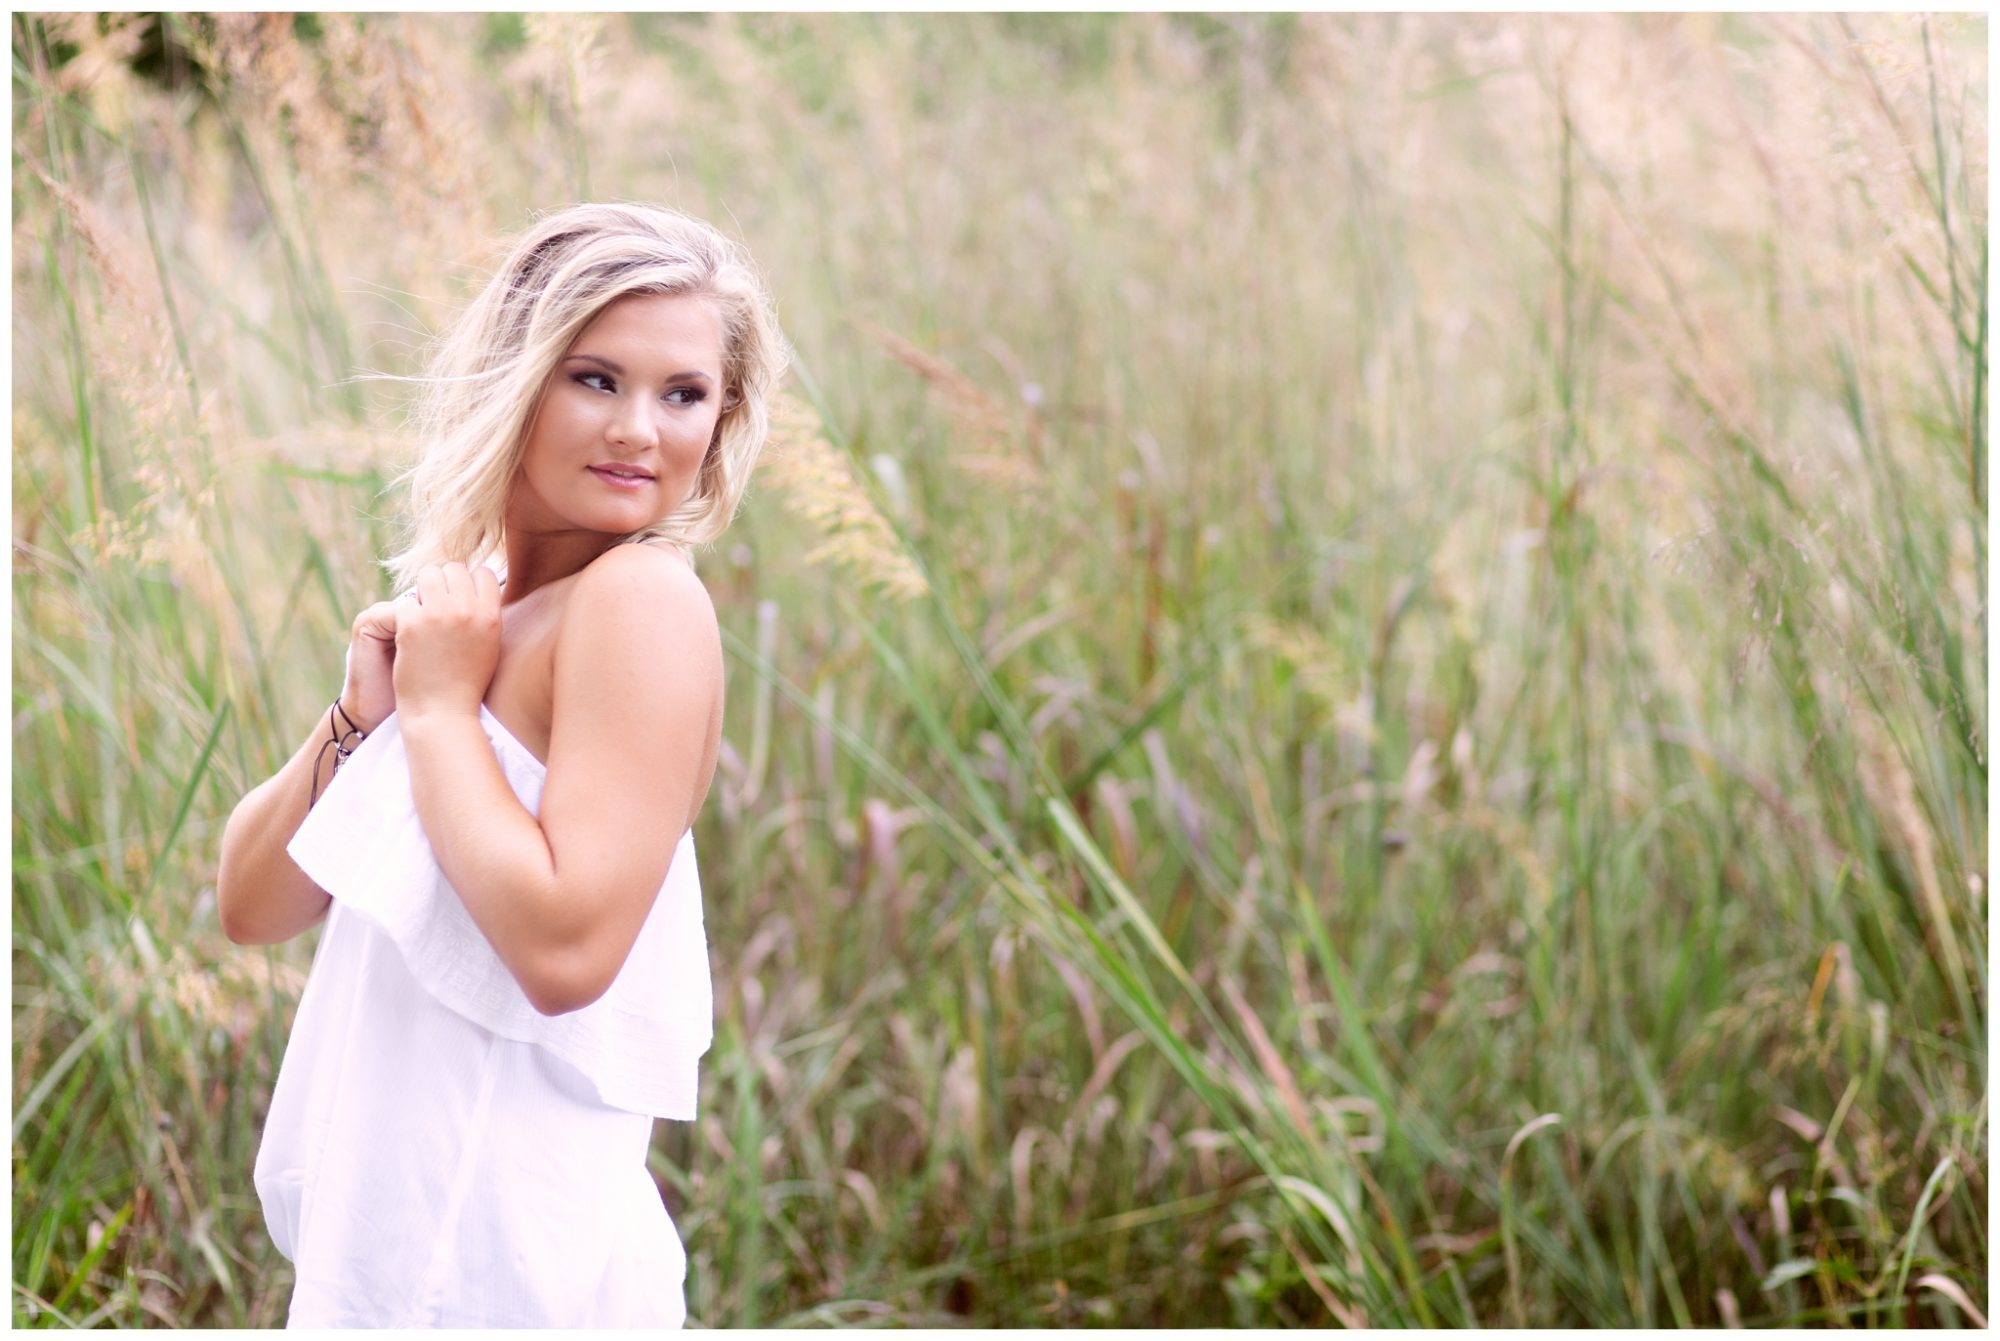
<box><xmin>570</xmin><ymin>371</ymin><xmax>707</xmax><ymax>406</ymax></box>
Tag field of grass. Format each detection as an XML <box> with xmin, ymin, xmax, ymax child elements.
<box><xmin>11</xmin><ymin>12</ymin><xmax>1987</xmax><ymax>1327</ymax></box>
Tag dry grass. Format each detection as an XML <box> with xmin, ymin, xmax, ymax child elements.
<box><xmin>12</xmin><ymin>13</ymin><xmax>1985</xmax><ymax>1328</ymax></box>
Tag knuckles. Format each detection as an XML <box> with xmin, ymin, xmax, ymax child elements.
<box><xmin>388</xmin><ymin>565</ymin><xmax>500</xmax><ymax>650</ymax></box>
<box><xmin>350</xmin><ymin>601</ymin><xmax>399</xmax><ymax>635</ymax></box>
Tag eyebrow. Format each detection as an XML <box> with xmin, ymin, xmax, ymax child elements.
<box><xmin>564</xmin><ymin>353</ymin><xmax>713</xmax><ymax>383</ymax></box>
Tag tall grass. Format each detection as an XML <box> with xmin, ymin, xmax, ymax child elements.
<box><xmin>13</xmin><ymin>12</ymin><xmax>1986</xmax><ymax>1327</ymax></box>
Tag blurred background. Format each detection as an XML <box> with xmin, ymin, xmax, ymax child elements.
<box><xmin>11</xmin><ymin>12</ymin><xmax>1987</xmax><ymax>1328</ymax></box>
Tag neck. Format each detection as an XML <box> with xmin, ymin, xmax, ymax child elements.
<box><xmin>500</xmin><ymin>528</ymin><xmax>622</xmax><ymax>605</ymax></box>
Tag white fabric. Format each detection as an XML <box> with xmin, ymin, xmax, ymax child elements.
<box><xmin>253</xmin><ymin>705</ymin><xmax>713</xmax><ymax>1327</ymax></box>
<box><xmin>284</xmin><ymin>707</ymin><xmax>713</xmax><ymax>1118</ymax></box>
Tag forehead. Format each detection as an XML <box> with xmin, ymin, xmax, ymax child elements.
<box><xmin>571</xmin><ymin>292</ymin><xmax>724</xmax><ymax>366</ymax></box>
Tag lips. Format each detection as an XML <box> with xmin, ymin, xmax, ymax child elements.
<box><xmin>588</xmin><ymin>464</ymin><xmax>654</xmax><ymax>488</ymax></box>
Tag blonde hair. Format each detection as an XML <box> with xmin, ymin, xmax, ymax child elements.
<box><xmin>383</xmin><ymin>202</ymin><xmax>787</xmax><ymax>588</ymax></box>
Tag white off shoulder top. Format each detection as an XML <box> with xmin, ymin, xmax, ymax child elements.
<box><xmin>252</xmin><ymin>704</ymin><xmax>714</xmax><ymax>1328</ymax></box>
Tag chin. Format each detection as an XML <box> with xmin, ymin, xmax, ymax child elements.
<box><xmin>584</xmin><ymin>497</ymin><xmax>667</xmax><ymax>530</ymax></box>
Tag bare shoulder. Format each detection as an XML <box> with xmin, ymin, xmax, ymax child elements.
<box><xmin>561</xmin><ymin>544</ymin><xmax>720</xmax><ymax>664</ymax></box>
<box><xmin>547</xmin><ymin>543</ymin><xmax>725</xmax><ymax>828</ymax></box>
<box><xmin>575</xmin><ymin>540</ymin><xmax>709</xmax><ymax>598</ymax></box>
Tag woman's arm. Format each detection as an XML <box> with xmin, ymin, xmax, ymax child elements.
<box><xmin>215</xmin><ymin>705</ymin><xmax>341</xmax><ymax>943</ymax></box>
<box><xmin>396</xmin><ymin>546</ymin><xmax>721</xmax><ymax>1017</ymax></box>
<box><xmin>217</xmin><ymin>603</ymin><xmax>402</xmax><ymax>944</ymax></box>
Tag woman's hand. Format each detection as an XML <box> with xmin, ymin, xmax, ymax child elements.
<box><xmin>341</xmin><ymin>600</ymin><xmax>402</xmax><ymax>734</ymax></box>
<box><xmin>392</xmin><ymin>563</ymin><xmax>503</xmax><ymax>724</ymax></box>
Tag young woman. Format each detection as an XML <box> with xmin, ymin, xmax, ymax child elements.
<box><xmin>215</xmin><ymin>203</ymin><xmax>787</xmax><ymax>1327</ymax></box>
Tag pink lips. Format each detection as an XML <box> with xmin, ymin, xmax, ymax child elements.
<box><xmin>588</xmin><ymin>465</ymin><xmax>654</xmax><ymax>491</ymax></box>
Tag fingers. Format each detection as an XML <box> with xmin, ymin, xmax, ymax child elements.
<box><xmin>414</xmin><ymin>563</ymin><xmax>497</xmax><ymax>605</ymax></box>
<box><xmin>352</xmin><ymin>600</ymin><xmax>401</xmax><ymax>640</ymax></box>
<box><xmin>471</xmin><ymin>565</ymin><xmax>501</xmax><ymax>613</ymax></box>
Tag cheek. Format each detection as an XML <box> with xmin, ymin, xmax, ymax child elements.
<box><xmin>676</xmin><ymin>408</ymin><xmax>722</xmax><ymax>460</ymax></box>
<box><xmin>522</xmin><ymin>399</ymin><xmax>574</xmax><ymax>468</ymax></box>
<box><xmin>544</xmin><ymin>390</ymin><xmax>599</xmax><ymax>440</ymax></box>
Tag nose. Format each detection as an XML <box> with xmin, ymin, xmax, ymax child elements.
<box><xmin>607</xmin><ymin>394</ymin><xmax>659</xmax><ymax>451</ymax></box>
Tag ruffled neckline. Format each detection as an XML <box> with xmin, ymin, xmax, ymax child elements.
<box><xmin>287</xmin><ymin>700</ymin><xmax>713</xmax><ymax>1120</ymax></box>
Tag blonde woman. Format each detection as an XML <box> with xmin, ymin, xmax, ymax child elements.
<box><xmin>216</xmin><ymin>202</ymin><xmax>787</xmax><ymax>1327</ymax></box>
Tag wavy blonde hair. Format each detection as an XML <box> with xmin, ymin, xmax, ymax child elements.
<box><xmin>383</xmin><ymin>202</ymin><xmax>788</xmax><ymax>588</ymax></box>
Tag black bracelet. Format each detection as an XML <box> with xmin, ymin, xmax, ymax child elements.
<box><xmin>308</xmin><ymin>699</ymin><xmax>368</xmax><ymax>810</ymax></box>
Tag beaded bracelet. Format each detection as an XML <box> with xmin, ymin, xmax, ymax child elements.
<box><xmin>308</xmin><ymin>699</ymin><xmax>368</xmax><ymax>809</ymax></box>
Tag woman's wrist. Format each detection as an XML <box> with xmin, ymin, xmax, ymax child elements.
<box><xmin>336</xmin><ymin>693</ymin><xmax>383</xmax><ymax>736</ymax></box>
<box><xmin>395</xmin><ymin>701</ymin><xmax>485</xmax><ymax>740</ymax></box>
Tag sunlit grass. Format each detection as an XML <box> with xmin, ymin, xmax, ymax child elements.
<box><xmin>12</xmin><ymin>12</ymin><xmax>1986</xmax><ymax>1327</ymax></box>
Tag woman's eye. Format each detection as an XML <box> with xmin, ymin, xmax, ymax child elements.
<box><xmin>665</xmin><ymin>387</ymin><xmax>706</xmax><ymax>406</ymax></box>
<box><xmin>575</xmin><ymin>372</ymin><xmax>615</xmax><ymax>393</ymax></box>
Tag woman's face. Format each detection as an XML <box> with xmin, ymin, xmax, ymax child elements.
<box><xmin>507</xmin><ymin>291</ymin><xmax>728</xmax><ymax>548</ymax></box>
